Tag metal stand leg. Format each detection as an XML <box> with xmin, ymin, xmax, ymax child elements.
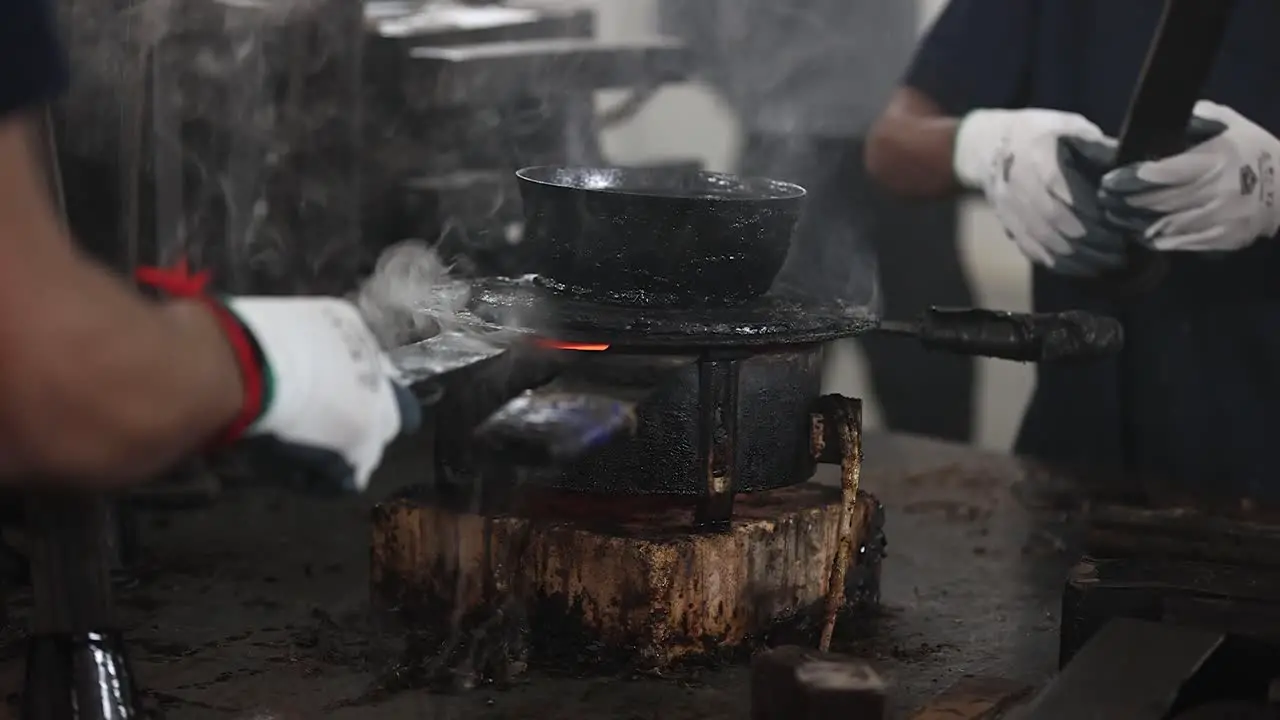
<box><xmin>695</xmin><ymin>358</ymin><xmax>740</xmax><ymax>531</ymax></box>
<box><xmin>23</xmin><ymin>495</ymin><xmax>140</xmax><ymax>719</ymax></box>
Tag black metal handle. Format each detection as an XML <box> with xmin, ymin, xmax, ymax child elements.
<box><xmin>912</xmin><ymin>307</ymin><xmax>1124</xmax><ymax>363</ymax></box>
<box><xmin>1089</xmin><ymin>0</ymin><xmax>1239</xmax><ymax>297</ymax></box>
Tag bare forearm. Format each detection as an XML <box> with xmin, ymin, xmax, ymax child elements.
<box><xmin>864</xmin><ymin>87</ymin><xmax>964</xmax><ymax>200</ymax></box>
<box><xmin>0</xmin><ymin>115</ymin><xmax>242</xmax><ymax>485</ymax></box>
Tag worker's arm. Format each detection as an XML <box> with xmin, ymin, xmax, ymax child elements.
<box><xmin>0</xmin><ymin>115</ymin><xmax>245</xmax><ymax>484</ymax></box>
<box><xmin>864</xmin><ymin>89</ymin><xmax>962</xmax><ymax>199</ymax></box>
<box><xmin>0</xmin><ymin>0</ymin><xmax>243</xmax><ymax>484</ymax></box>
<box><xmin>863</xmin><ymin>0</ymin><xmax>1127</xmax><ymax>278</ymax></box>
<box><xmin>864</xmin><ymin>0</ymin><xmax>1038</xmax><ymax>199</ymax></box>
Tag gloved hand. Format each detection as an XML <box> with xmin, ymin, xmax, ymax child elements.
<box><xmin>954</xmin><ymin>108</ymin><xmax>1127</xmax><ymax>277</ymax></box>
<box><xmin>224</xmin><ymin>297</ymin><xmax>421</xmax><ymax>492</ymax></box>
<box><xmin>136</xmin><ymin>262</ymin><xmax>420</xmax><ymax>492</ymax></box>
<box><xmin>1098</xmin><ymin>100</ymin><xmax>1280</xmax><ymax>252</ymax></box>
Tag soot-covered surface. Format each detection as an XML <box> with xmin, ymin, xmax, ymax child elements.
<box><xmin>468</xmin><ymin>276</ymin><xmax>878</xmax><ymax>347</ymax></box>
<box><xmin>514</xmin><ymin>166</ymin><xmax>804</xmax><ymax>309</ymax></box>
<box><xmin>0</xmin><ymin>433</ymin><xmax>1074</xmax><ymax>718</ymax></box>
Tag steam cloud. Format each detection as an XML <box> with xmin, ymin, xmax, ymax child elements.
<box><xmin>355</xmin><ymin>239</ymin><xmax>471</xmax><ymax>349</ymax></box>
<box><xmin>58</xmin><ymin>0</ymin><xmax>898</xmax><ymax>315</ymax></box>
<box><xmin>58</xmin><ymin>0</ymin><xmax>365</xmax><ymax>294</ymax></box>
<box><xmin>656</xmin><ymin>0</ymin><xmax>918</xmax><ymax>315</ymax></box>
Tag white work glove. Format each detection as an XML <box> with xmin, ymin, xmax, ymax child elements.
<box><xmin>954</xmin><ymin>108</ymin><xmax>1127</xmax><ymax>277</ymax></box>
<box><xmin>1098</xmin><ymin>100</ymin><xmax>1280</xmax><ymax>252</ymax></box>
<box><xmin>225</xmin><ymin>297</ymin><xmax>421</xmax><ymax>492</ymax></box>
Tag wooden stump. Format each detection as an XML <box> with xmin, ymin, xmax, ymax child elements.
<box><xmin>370</xmin><ymin>484</ymin><xmax>883</xmax><ymax>669</ymax></box>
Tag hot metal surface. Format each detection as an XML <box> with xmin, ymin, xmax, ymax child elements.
<box><xmin>468</xmin><ymin>275</ymin><xmax>878</xmax><ymax>347</ymax></box>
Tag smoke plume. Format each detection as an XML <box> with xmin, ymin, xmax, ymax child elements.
<box><xmin>354</xmin><ymin>239</ymin><xmax>470</xmax><ymax>349</ymax></box>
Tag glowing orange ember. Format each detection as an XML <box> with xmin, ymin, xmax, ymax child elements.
<box><xmin>535</xmin><ymin>339</ymin><xmax>611</xmax><ymax>352</ymax></box>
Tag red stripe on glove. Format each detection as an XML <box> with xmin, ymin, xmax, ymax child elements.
<box><xmin>135</xmin><ymin>259</ymin><xmax>265</xmax><ymax>445</ymax></box>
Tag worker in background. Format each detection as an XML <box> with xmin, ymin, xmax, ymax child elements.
<box><xmin>865</xmin><ymin>0</ymin><xmax>1280</xmax><ymax>503</ymax></box>
<box><xmin>659</xmin><ymin>0</ymin><xmax>976</xmax><ymax>443</ymax></box>
<box><xmin>0</xmin><ymin>0</ymin><xmax>415</xmax><ymax>490</ymax></box>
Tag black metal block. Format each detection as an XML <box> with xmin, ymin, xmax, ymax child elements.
<box><xmin>1026</xmin><ymin>619</ymin><xmax>1225</xmax><ymax>720</ymax></box>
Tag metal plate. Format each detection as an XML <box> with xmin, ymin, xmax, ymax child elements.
<box><xmin>466</xmin><ymin>276</ymin><xmax>879</xmax><ymax>348</ymax></box>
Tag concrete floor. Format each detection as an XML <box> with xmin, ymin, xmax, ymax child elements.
<box><xmin>0</xmin><ymin>432</ymin><xmax>1073</xmax><ymax>719</ymax></box>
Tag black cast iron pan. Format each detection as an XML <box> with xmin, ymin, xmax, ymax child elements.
<box><xmin>515</xmin><ymin>165</ymin><xmax>805</xmax><ymax>309</ymax></box>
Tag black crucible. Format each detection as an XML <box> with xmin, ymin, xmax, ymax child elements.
<box><xmin>515</xmin><ymin>166</ymin><xmax>805</xmax><ymax>308</ymax></box>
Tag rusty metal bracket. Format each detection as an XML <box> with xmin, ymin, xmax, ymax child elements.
<box><xmin>809</xmin><ymin>395</ymin><xmax>863</xmax><ymax>651</ymax></box>
<box><xmin>694</xmin><ymin>358</ymin><xmax>741</xmax><ymax>530</ymax></box>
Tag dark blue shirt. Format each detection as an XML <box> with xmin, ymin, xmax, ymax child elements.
<box><xmin>0</xmin><ymin>0</ymin><xmax>68</xmax><ymax>117</ymax></box>
<box><xmin>908</xmin><ymin>0</ymin><xmax>1280</xmax><ymax>502</ymax></box>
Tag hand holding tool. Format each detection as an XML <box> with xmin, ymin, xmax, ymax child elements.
<box><xmin>1086</xmin><ymin>0</ymin><xmax>1240</xmax><ymax>295</ymax></box>
<box><xmin>1100</xmin><ymin>100</ymin><xmax>1280</xmax><ymax>253</ymax></box>
<box><xmin>953</xmin><ymin>108</ymin><xmax>1128</xmax><ymax>278</ymax></box>
<box><xmin>136</xmin><ymin>265</ymin><xmax>424</xmax><ymax>493</ymax></box>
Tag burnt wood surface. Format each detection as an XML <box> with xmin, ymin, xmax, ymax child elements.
<box><xmin>1061</xmin><ymin>556</ymin><xmax>1280</xmax><ymax>664</ymax></box>
<box><xmin>1085</xmin><ymin>504</ymin><xmax>1280</xmax><ymax>568</ymax></box>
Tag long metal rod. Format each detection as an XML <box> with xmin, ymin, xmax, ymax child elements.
<box><xmin>22</xmin><ymin>108</ymin><xmax>139</xmax><ymax>718</ymax></box>
<box><xmin>1115</xmin><ymin>0</ymin><xmax>1238</xmax><ymax>165</ymax></box>
<box><xmin>1111</xmin><ymin>0</ymin><xmax>1239</xmax><ymax>474</ymax></box>
<box><xmin>819</xmin><ymin>397</ymin><xmax>861</xmax><ymax>653</ymax></box>
<box><xmin>31</xmin><ymin>105</ymin><xmax>116</xmax><ymax>627</ymax></box>
<box><xmin>1089</xmin><ymin>0</ymin><xmax>1238</xmax><ymax>297</ymax></box>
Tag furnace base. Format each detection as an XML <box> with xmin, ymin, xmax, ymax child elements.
<box><xmin>370</xmin><ymin>483</ymin><xmax>884</xmax><ymax>670</ymax></box>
